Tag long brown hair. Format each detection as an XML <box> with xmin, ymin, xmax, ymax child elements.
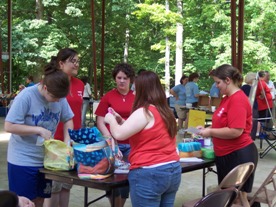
<box><xmin>132</xmin><ymin>71</ymin><xmax>177</xmax><ymax>138</ymax></box>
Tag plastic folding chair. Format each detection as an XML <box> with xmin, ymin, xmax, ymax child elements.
<box><xmin>246</xmin><ymin>166</ymin><xmax>276</xmax><ymax>207</ymax></box>
<box><xmin>183</xmin><ymin>187</ymin><xmax>238</xmax><ymax>207</ymax></box>
<box><xmin>259</xmin><ymin>122</ymin><xmax>276</xmax><ymax>158</ymax></box>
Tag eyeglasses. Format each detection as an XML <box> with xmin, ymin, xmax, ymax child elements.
<box><xmin>68</xmin><ymin>59</ymin><xmax>80</xmax><ymax>65</ymax></box>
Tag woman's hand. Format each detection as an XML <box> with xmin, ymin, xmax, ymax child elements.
<box><xmin>196</xmin><ymin>125</ymin><xmax>205</xmax><ymax>130</ymax></box>
<box><xmin>104</xmin><ymin>113</ymin><xmax>114</xmax><ymax>124</ymax></box>
<box><xmin>107</xmin><ymin>107</ymin><xmax>124</xmax><ymax>124</ymax></box>
<box><xmin>116</xmin><ymin>149</ymin><xmax>123</xmax><ymax>159</ymax></box>
<box><xmin>38</xmin><ymin>127</ymin><xmax>52</xmax><ymax>140</ymax></box>
<box><xmin>18</xmin><ymin>196</ymin><xmax>35</xmax><ymax>207</ymax></box>
<box><xmin>198</xmin><ymin>128</ymin><xmax>212</xmax><ymax>138</ymax></box>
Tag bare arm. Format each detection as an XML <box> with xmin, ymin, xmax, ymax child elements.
<box><xmin>63</xmin><ymin>119</ymin><xmax>74</xmax><ymax>144</ymax></box>
<box><xmin>96</xmin><ymin>116</ymin><xmax>112</xmax><ymax>137</ymax></box>
<box><xmin>4</xmin><ymin>121</ymin><xmax>52</xmax><ymax>140</ymax></box>
<box><xmin>199</xmin><ymin>127</ymin><xmax>243</xmax><ymax>139</ymax></box>
<box><xmin>170</xmin><ymin>89</ymin><xmax>178</xmax><ymax>100</ymax></box>
<box><xmin>104</xmin><ymin>108</ymin><xmax>151</xmax><ymax>141</ymax></box>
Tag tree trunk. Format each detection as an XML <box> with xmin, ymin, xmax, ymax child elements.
<box><xmin>123</xmin><ymin>28</ymin><xmax>129</xmax><ymax>63</ymax></box>
<box><xmin>164</xmin><ymin>0</ymin><xmax>170</xmax><ymax>97</ymax></box>
<box><xmin>36</xmin><ymin>0</ymin><xmax>44</xmax><ymax>20</ymax></box>
<box><xmin>175</xmin><ymin>0</ymin><xmax>183</xmax><ymax>86</ymax></box>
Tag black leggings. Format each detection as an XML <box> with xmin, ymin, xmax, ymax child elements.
<box><xmin>215</xmin><ymin>143</ymin><xmax>258</xmax><ymax>192</ymax></box>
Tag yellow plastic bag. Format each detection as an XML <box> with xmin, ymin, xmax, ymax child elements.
<box><xmin>44</xmin><ymin>139</ymin><xmax>75</xmax><ymax>171</ymax></box>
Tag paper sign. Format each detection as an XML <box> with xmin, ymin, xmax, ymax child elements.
<box><xmin>184</xmin><ymin>127</ymin><xmax>200</xmax><ymax>134</ymax></box>
<box><xmin>188</xmin><ymin>110</ymin><xmax>206</xmax><ymax>128</ymax></box>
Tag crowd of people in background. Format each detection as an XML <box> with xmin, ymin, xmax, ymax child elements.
<box><xmin>169</xmin><ymin>68</ymin><xmax>275</xmax><ymax>134</ymax></box>
<box><xmin>2</xmin><ymin>51</ymin><xmax>276</xmax><ymax>207</ymax></box>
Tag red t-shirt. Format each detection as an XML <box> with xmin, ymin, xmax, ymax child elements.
<box><xmin>256</xmin><ymin>80</ymin><xmax>273</xmax><ymax>111</ymax></box>
<box><xmin>129</xmin><ymin>106</ymin><xmax>179</xmax><ymax>169</ymax></box>
<box><xmin>212</xmin><ymin>90</ymin><xmax>253</xmax><ymax>156</ymax></box>
<box><xmin>54</xmin><ymin>77</ymin><xmax>84</xmax><ymax>141</ymax></box>
<box><xmin>95</xmin><ymin>89</ymin><xmax>135</xmax><ymax>144</ymax></box>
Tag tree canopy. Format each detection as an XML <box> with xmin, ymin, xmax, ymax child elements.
<box><xmin>0</xmin><ymin>0</ymin><xmax>275</xmax><ymax>95</ymax></box>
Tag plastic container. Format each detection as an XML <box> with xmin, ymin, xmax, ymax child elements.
<box><xmin>195</xmin><ymin>138</ymin><xmax>204</xmax><ymax>147</ymax></box>
<box><xmin>204</xmin><ymin>138</ymin><xmax>212</xmax><ymax>147</ymax></box>
<box><xmin>201</xmin><ymin>148</ymin><xmax>215</xmax><ymax>159</ymax></box>
<box><xmin>178</xmin><ymin>142</ymin><xmax>202</xmax><ymax>158</ymax></box>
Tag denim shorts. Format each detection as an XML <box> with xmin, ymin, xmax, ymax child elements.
<box><xmin>8</xmin><ymin>162</ymin><xmax>52</xmax><ymax>200</ymax></box>
<box><xmin>128</xmin><ymin>162</ymin><xmax>181</xmax><ymax>207</ymax></box>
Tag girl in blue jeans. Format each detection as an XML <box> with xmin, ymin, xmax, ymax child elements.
<box><xmin>105</xmin><ymin>71</ymin><xmax>181</xmax><ymax>207</ymax></box>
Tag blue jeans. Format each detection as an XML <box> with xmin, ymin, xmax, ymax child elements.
<box><xmin>81</xmin><ymin>99</ymin><xmax>90</xmax><ymax>128</ymax></box>
<box><xmin>128</xmin><ymin>162</ymin><xmax>181</xmax><ymax>207</ymax></box>
<box><xmin>118</xmin><ymin>144</ymin><xmax>131</xmax><ymax>160</ymax></box>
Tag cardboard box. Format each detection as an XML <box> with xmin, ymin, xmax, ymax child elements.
<box><xmin>210</xmin><ymin>97</ymin><xmax>222</xmax><ymax>107</ymax></box>
<box><xmin>198</xmin><ymin>95</ymin><xmax>210</xmax><ymax>106</ymax></box>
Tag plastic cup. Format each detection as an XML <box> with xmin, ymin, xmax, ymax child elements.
<box><xmin>211</xmin><ymin>106</ymin><xmax>216</xmax><ymax>112</ymax></box>
<box><xmin>36</xmin><ymin>136</ymin><xmax>45</xmax><ymax>146</ymax></box>
<box><xmin>186</xmin><ymin>103</ymin><xmax>192</xmax><ymax>108</ymax></box>
<box><xmin>204</xmin><ymin>138</ymin><xmax>212</xmax><ymax>146</ymax></box>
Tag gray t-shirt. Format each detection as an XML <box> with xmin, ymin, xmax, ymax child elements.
<box><xmin>5</xmin><ymin>85</ymin><xmax>74</xmax><ymax>167</ymax></box>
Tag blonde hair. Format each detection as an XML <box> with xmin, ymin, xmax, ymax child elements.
<box><xmin>244</xmin><ymin>72</ymin><xmax>256</xmax><ymax>84</ymax></box>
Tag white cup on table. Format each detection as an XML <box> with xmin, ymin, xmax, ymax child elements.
<box><xmin>211</xmin><ymin>106</ymin><xmax>216</xmax><ymax>112</ymax></box>
<box><xmin>186</xmin><ymin>103</ymin><xmax>192</xmax><ymax>108</ymax></box>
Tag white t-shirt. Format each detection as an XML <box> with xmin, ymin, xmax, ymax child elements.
<box><xmin>83</xmin><ymin>83</ymin><xmax>92</xmax><ymax>98</ymax></box>
<box><xmin>267</xmin><ymin>80</ymin><xmax>275</xmax><ymax>100</ymax></box>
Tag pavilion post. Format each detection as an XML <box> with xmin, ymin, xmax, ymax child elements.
<box><xmin>0</xmin><ymin>21</ymin><xmax>4</xmax><ymax>94</ymax></box>
<box><xmin>100</xmin><ymin>0</ymin><xmax>105</xmax><ymax>98</ymax></box>
<box><xmin>8</xmin><ymin>0</ymin><xmax>12</xmax><ymax>93</ymax></box>
<box><xmin>237</xmin><ymin>0</ymin><xmax>244</xmax><ymax>73</ymax></box>
<box><xmin>91</xmin><ymin>0</ymin><xmax>98</xmax><ymax>100</ymax></box>
<box><xmin>230</xmin><ymin>0</ymin><xmax>237</xmax><ymax>68</ymax></box>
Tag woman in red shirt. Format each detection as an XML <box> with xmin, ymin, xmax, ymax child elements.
<box><xmin>198</xmin><ymin>64</ymin><xmax>258</xmax><ymax>206</ymax></box>
<box><xmin>256</xmin><ymin>71</ymin><xmax>273</xmax><ymax>128</ymax></box>
<box><xmin>105</xmin><ymin>71</ymin><xmax>181</xmax><ymax>207</ymax></box>
<box><xmin>44</xmin><ymin>48</ymin><xmax>84</xmax><ymax>207</ymax></box>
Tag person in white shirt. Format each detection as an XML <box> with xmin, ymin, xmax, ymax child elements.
<box><xmin>81</xmin><ymin>76</ymin><xmax>92</xmax><ymax>128</ymax></box>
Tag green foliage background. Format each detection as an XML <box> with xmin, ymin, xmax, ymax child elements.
<box><xmin>0</xmin><ymin>0</ymin><xmax>275</xmax><ymax>95</ymax></box>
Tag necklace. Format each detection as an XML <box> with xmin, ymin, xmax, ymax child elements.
<box><xmin>117</xmin><ymin>89</ymin><xmax>128</xmax><ymax>102</ymax></box>
<box><xmin>121</xmin><ymin>94</ymin><xmax>127</xmax><ymax>102</ymax></box>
